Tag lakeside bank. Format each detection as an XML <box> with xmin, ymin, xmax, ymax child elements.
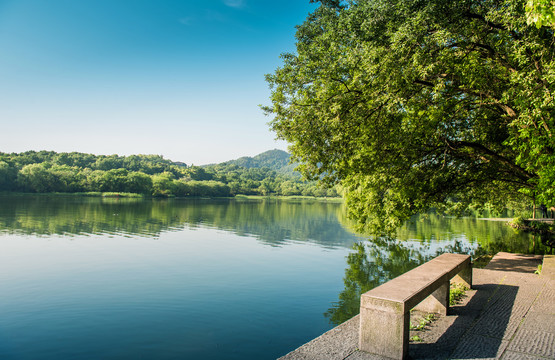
<box><xmin>279</xmin><ymin>252</ymin><xmax>555</xmax><ymax>359</ymax></box>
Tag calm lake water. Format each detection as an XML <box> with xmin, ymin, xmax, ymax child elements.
<box><xmin>0</xmin><ymin>196</ymin><xmax>550</xmax><ymax>360</ymax></box>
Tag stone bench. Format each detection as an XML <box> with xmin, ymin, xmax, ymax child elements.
<box><xmin>359</xmin><ymin>253</ymin><xmax>472</xmax><ymax>359</ymax></box>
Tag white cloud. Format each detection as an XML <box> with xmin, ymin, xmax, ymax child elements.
<box><xmin>179</xmin><ymin>17</ymin><xmax>194</xmax><ymax>25</ymax></box>
<box><xmin>223</xmin><ymin>0</ymin><xmax>246</xmax><ymax>9</ymax></box>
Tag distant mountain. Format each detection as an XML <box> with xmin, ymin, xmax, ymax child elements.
<box><xmin>219</xmin><ymin>149</ymin><xmax>300</xmax><ymax>176</ymax></box>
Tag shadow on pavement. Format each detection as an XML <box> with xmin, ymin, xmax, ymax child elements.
<box><xmin>410</xmin><ymin>283</ymin><xmax>518</xmax><ymax>359</ymax></box>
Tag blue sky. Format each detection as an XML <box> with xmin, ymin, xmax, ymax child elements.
<box><xmin>0</xmin><ymin>0</ymin><xmax>317</xmax><ymax>165</ymax></box>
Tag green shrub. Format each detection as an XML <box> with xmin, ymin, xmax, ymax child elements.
<box><xmin>511</xmin><ymin>216</ymin><xmax>526</xmax><ymax>226</ymax></box>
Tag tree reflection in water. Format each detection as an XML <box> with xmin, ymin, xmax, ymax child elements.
<box><xmin>325</xmin><ymin>237</ymin><xmax>435</xmax><ymax>325</ymax></box>
<box><xmin>325</xmin><ymin>231</ymin><xmax>553</xmax><ymax>326</ymax></box>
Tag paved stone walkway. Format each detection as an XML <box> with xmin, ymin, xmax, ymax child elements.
<box><xmin>279</xmin><ymin>252</ymin><xmax>555</xmax><ymax>360</ymax></box>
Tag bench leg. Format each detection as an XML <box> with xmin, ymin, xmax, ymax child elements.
<box><xmin>413</xmin><ymin>281</ymin><xmax>449</xmax><ymax>315</ymax></box>
<box><xmin>452</xmin><ymin>264</ymin><xmax>472</xmax><ymax>289</ymax></box>
<box><xmin>359</xmin><ymin>297</ymin><xmax>409</xmax><ymax>360</ymax></box>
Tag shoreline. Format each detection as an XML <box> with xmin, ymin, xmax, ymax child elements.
<box><xmin>0</xmin><ymin>191</ymin><xmax>343</xmax><ymax>201</ymax></box>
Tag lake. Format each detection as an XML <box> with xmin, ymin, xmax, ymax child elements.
<box><xmin>0</xmin><ymin>195</ymin><xmax>550</xmax><ymax>359</ymax></box>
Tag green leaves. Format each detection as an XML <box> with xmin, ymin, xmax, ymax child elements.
<box><xmin>526</xmin><ymin>0</ymin><xmax>555</xmax><ymax>28</ymax></box>
<box><xmin>265</xmin><ymin>0</ymin><xmax>555</xmax><ymax>234</ymax></box>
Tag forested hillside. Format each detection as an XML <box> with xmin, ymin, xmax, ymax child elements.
<box><xmin>216</xmin><ymin>149</ymin><xmax>299</xmax><ymax>176</ymax></box>
<box><xmin>0</xmin><ymin>150</ymin><xmax>338</xmax><ymax>198</ymax></box>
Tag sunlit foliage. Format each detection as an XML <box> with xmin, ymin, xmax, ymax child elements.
<box><xmin>265</xmin><ymin>0</ymin><xmax>555</xmax><ymax>234</ymax></box>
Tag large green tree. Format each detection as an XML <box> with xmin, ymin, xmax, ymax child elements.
<box><xmin>265</xmin><ymin>0</ymin><xmax>555</xmax><ymax>234</ymax></box>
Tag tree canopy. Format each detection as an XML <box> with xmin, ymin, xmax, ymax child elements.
<box><xmin>526</xmin><ymin>0</ymin><xmax>555</xmax><ymax>27</ymax></box>
<box><xmin>264</xmin><ymin>0</ymin><xmax>555</xmax><ymax>234</ymax></box>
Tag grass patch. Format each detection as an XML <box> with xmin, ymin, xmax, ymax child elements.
<box><xmin>234</xmin><ymin>195</ymin><xmax>343</xmax><ymax>202</ymax></box>
<box><xmin>99</xmin><ymin>192</ymin><xmax>144</xmax><ymax>198</ymax></box>
<box><xmin>450</xmin><ymin>283</ymin><xmax>469</xmax><ymax>305</ymax></box>
<box><xmin>409</xmin><ymin>335</ymin><xmax>423</xmax><ymax>342</ymax></box>
<box><xmin>0</xmin><ymin>191</ymin><xmax>144</xmax><ymax>198</ymax></box>
<box><xmin>535</xmin><ymin>264</ymin><xmax>542</xmax><ymax>275</ymax></box>
<box><xmin>410</xmin><ymin>313</ymin><xmax>435</xmax><ymax>331</ymax></box>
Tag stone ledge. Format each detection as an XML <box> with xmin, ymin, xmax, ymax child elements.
<box><xmin>278</xmin><ymin>315</ymin><xmax>359</xmax><ymax>360</ymax></box>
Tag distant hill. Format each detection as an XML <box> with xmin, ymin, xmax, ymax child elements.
<box><xmin>219</xmin><ymin>149</ymin><xmax>300</xmax><ymax>176</ymax></box>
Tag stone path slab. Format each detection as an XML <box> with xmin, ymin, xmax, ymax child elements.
<box><xmin>484</xmin><ymin>252</ymin><xmax>543</xmax><ymax>273</ymax></box>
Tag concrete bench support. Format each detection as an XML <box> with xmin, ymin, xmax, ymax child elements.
<box><xmin>359</xmin><ymin>253</ymin><xmax>472</xmax><ymax>360</ymax></box>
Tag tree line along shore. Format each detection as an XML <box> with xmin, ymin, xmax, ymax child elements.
<box><xmin>0</xmin><ymin>150</ymin><xmax>339</xmax><ymax>198</ymax></box>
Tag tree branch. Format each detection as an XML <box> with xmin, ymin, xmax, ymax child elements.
<box><xmin>462</xmin><ymin>12</ymin><xmax>507</xmax><ymax>31</ymax></box>
<box><xmin>445</xmin><ymin>139</ymin><xmax>535</xmax><ymax>181</ymax></box>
